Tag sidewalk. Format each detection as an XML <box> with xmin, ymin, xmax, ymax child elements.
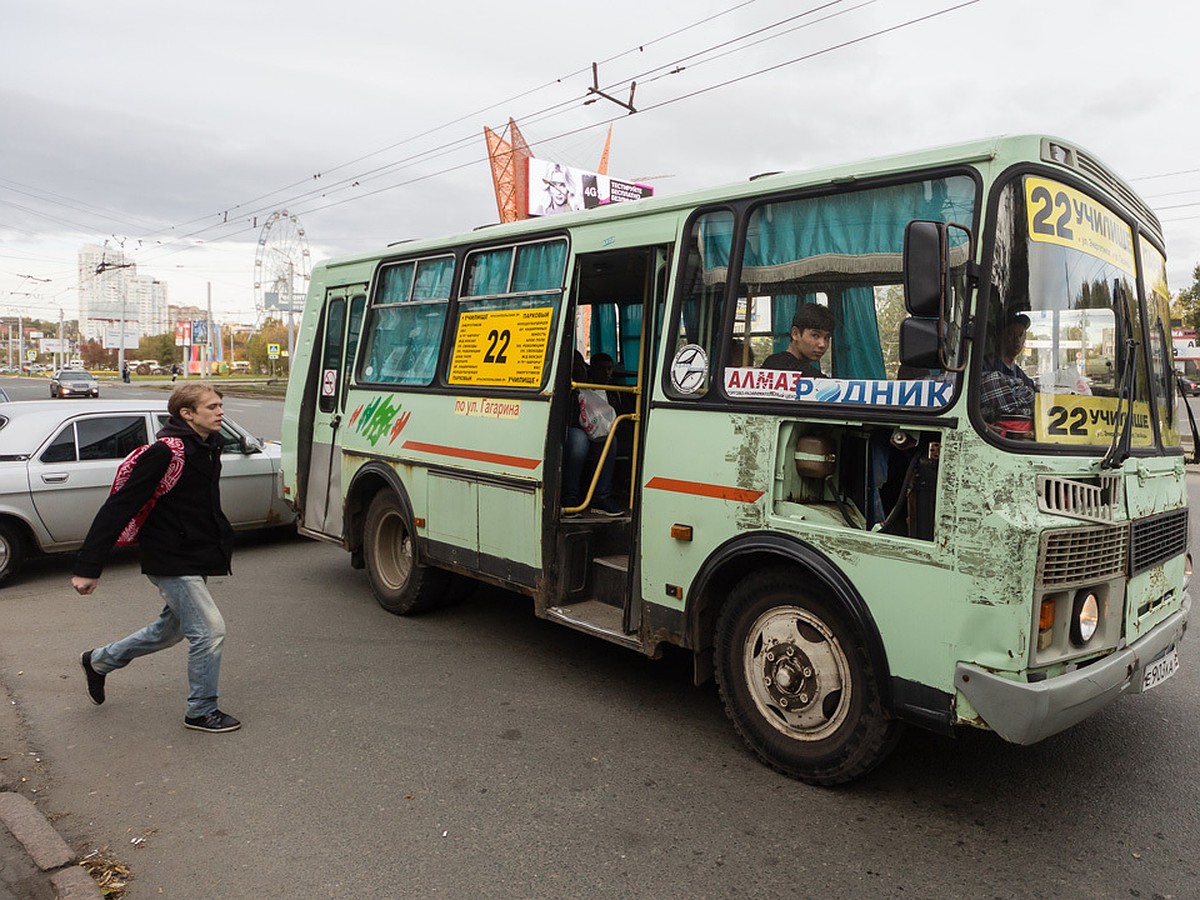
<box><xmin>0</xmin><ymin>793</ymin><xmax>100</xmax><ymax>899</ymax></box>
<box><xmin>0</xmin><ymin>678</ymin><xmax>101</xmax><ymax>900</ymax></box>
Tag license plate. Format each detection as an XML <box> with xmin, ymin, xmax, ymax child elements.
<box><xmin>1142</xmin><ymin>648</ymin><xmax>1179</xmax><ymax>691</ymax></box>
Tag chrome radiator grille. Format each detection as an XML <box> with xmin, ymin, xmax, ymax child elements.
<box><xmin>1129</xmin><ymin>509</ymin><xmax>1189</xmax><ymax>576</ymax></box>
<box><xmin>1038</xmin><ymin>523</ymin><xmax>1128</xmax><ymax>589</ymax></box>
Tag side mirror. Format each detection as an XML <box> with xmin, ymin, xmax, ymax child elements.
<box><xmin>899</xmin><ymin>318</ymin><xmax>942</xmax><ymax>370</ymax></box>
<box><xmin>901</xmin><ymin>219</ymin><xmax>972</xmax><ymax>373</ymax></box>
<box><xmin>903</xmin><ymin>221</ymin><xmax>943</xmax><ymax>318</ymax></box>
<box><xmin>240</xmin><ymin>435</ymin><xmax>264</xmax><ymax>454</ymax></box>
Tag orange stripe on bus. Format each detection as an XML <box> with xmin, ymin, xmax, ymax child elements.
<box><xmin>400</xmin><ymin>441</ymin><xmax>542</xmax><ymax>470</ymax></box>
<box><xmin>644</xmin><ymin>476</ymin><xmax>764</xmax><ymax>503</ymax></box>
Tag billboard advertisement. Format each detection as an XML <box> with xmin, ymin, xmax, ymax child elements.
<box><xmin>526</xmin><ymin>157</ymin><xmax>653</xmax><ymax>217</ymax></box>
<box><xmin>102</xmin><ymin>326</ymin><xmax>141</xmax><ymax>351</ymax></box>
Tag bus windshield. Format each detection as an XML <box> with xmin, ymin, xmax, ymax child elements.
<box><xmin>981</xmin><ymin>174</ymin><xmax>1165</xmax><ymax>449</ymax></box>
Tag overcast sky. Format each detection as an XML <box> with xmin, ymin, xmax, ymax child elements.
<box><xmin>3</xmin><ymin>0</ymin><xmax>1198</xmax><ymax>324</ymax></box>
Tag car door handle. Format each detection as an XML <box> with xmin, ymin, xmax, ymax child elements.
<box><xmin>41</xmin><ymin>473</ymin><xmax>69</xmax><ymax>484</ymax></box>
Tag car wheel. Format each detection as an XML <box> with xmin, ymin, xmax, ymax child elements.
<box><xmin>714</xmin><ymin>567</ymin><xmax>902</xmax><ymax>785</ymax></box>
<box><xmin>362</xmin><ymin>491</ymin><xmax>448</xmax><ymax>615</ymax></box>
<box><xmin>0</xmin><ymin>520</ymin><xmax>28</xmax><ymax>587</ymax></box>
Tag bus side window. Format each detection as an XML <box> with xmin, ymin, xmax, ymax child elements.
<box><xmin>360</xmin><ymin>257</ymin><xmax>454</xmax><ymax>386</ymax></box>
<box><xmin>666</xmin><ymin>209</ymin><xmax>734</xmax><ymax>399</ymax></box>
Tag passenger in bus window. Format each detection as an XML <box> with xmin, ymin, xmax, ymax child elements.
<box><xmin>980</xmin><ymin>312</ymin><xmax>1037</xmax><ymax>428</ymax></box>
<box><xmin>761</xmin><ymin>304</ymin><xmax>834</xmax><ymax>376</ymax></box>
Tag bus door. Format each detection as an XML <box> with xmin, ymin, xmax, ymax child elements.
<box><xmin>302</xmin><ymin>287</ymin><xmax>366</xmax><ymax>539</ymax></box>
<box><xmin>549</xmin><ymin>244</ymin><xmax>670</xmax><ymax>639</ymax></box>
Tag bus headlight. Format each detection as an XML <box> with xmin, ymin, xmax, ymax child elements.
<box><xmin>1069</xmin><ymin>590</ymin><xmax>1101</xmax><ymax>646</ymax></box>
<box><xmin>1185</xmin><ymin>552</ymin><xmax>1193</xmax><ymax>588</ymax></box>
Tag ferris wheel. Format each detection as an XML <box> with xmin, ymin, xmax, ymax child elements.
<box><xmin>253</xmin><ymin>210</ymin><xmax>311</xmax><ymax>323</ymax></box>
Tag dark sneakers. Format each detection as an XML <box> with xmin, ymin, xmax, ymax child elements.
<box><xmin>184</xmin><ymin>710</ymin><xmax>242</xmax><ymax>733</ymax></box>
<box><xmin>80</xmin><ymin>651</ymin><xmax>105</xmax><ymax>705</ymax></box>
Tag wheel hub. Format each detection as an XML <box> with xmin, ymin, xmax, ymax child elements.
<box><xmin>760</xmin><ymin>643</ymin><xmax>817</xmax><ymax>710</ymax></box>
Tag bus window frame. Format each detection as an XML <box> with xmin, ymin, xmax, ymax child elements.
<box><xmin>661</xmin><ymin>165</ymin><xmax>983</xmax><ymax>413</ymax></box>
<box><xmin>446</xmin><ymin>235</ymin><xmax>570</xmax><ymax>393</ymax></box>
<box><xmin>357</xmin><ymin>252</ymin><xmax>458</xmax><ymax>390</ymax></box>
<box><xmin>972</xmin><ymin>163</ymin><xmax>1172</xmax><ymax>457</ymax></box>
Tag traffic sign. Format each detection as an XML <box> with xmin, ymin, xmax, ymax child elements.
<box><xmin>268</xmin><ymin>343</ymin><xmax>281</xmax><ymax>360</ymax></box>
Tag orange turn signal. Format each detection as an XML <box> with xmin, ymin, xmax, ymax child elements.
<box><xmin>670</xmin><ymin>524</ymin><xmax>693</xmax><ymax>541</ymax></box>
<box><xmin>413</xmin><ymin>516</ymin><xmax>426</xmax><ymax>528</ymax></box>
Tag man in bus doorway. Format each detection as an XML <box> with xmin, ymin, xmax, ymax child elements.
<box><xmin>762</xmin><ymin>303</ymin><xmax>835</xmax><ymax>376</ymax></box>
<box><xmin>73</xmin><ymin>382</ymin><xmax>241</xmax><ymax>734</ymax></box>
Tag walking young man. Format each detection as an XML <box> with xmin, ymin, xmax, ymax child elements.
<box><xmin>73</xmin><ymin>383</ymin><xmax>241</xmax><ymax>733</ymax></box>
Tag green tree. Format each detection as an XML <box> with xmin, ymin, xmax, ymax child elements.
<box><xmin>138</xmin><ymin>333</ymin><xmax>180</xmax><ymax>366</ymax></box>
<box><xmin>246</xmin><ymin>319</ymin><xmax>289</xmax><ymax>376</ymax></box>
<box><xmin>1173</xmin><ymin>264</ymin><xmax>1200</xmax><ymax>331</ymax></box>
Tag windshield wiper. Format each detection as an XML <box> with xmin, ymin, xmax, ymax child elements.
<box><xmin>1178</xmin><ymin>373</ymin><xmax>1200</xmax><ymax>465</ymax></box>
<box><xmin>1101</xmin><ymin>280</ymin><xmax>1136</xmax><ymax>470</ymax></box>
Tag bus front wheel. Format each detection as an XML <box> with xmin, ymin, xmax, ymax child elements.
<box><xmin>362</xmin><ymin>491</ymin><xmax>447</xmax><ymax>615</ymax></box>
<box><xmin>714</xmin><ymin>567</ymin><xmax>901</xmax><ymax>785</ymax></box>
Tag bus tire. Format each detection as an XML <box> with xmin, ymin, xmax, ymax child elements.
<box><xmin>362</xmin><ymin>491</ymin><xmax>447</xmax><ymax>615</ymax></box>
<box><xmin>0</xmin><ymin>520</ymin><xmax>29</xmax><ymax>588</ymax></box>
<box><xmin>714</xmin><ymin>566</ymin><xmax>901</xmax><ymax>785</ymax></box>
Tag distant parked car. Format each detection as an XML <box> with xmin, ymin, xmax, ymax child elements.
<box><xmin>0</xmin><ymin>400</ymin><xmax>295</xmax><ymax>585</ymax></box>
<box><xmin>50</xmin><ymin>369</ymin><xmax>100</xmax><ymax>399</ymax></box>
<box><xmin>1176</xmin><ymin>368</ymin><xmax>1200</xmax><ymax>397</ymax></box>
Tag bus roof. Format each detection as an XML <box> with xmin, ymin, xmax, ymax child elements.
<box><xmin>316</xmin><ymin>134</ymin><xmax>1159</xmax><ymax>273</ymax></box>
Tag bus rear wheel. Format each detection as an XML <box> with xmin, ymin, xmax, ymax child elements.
<box><xmin>714</xmin><ymin>567</ymin><xmax>901</xmax><ymax>785</ymax></box>
<box><xmin>362</xmin><ymin>491</ymin><xmax>447</xmax><ymax>615</ymax></box>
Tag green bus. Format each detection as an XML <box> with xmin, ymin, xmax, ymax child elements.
<box><xmin>282</xmin><ymin>135</ymin><xmax>1191</xmax><ymax>784</ymax></box>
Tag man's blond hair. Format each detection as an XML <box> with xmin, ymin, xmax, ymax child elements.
<box><xmin>168</xmin><ymin>382</ymin><xmax>223</xmax><ymax>418</ymax></box>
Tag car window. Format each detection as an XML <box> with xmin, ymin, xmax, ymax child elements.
<box><xmin>77</xmin><ymin>416</ymin><xmax>149</xmax><ymax>461</ymax></box>
<box><xmin>155</xmin><ymin>414</ymin><xmax>240</xmax><ymax>452</ymax></box>
<box><xmin>41</xmin><ymin>425</ymin><xmax>77</xmax><ymax>463</ymax></box>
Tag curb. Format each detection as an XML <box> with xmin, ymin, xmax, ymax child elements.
<box><xmin>0</xmin><ymin>792</ymin><xmax>101</xmax><ymax>899</ymax></box>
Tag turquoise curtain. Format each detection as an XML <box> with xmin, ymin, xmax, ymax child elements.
<box><xmin>741</xmin><ymin>177</ymin><xmax>975</xmax><ymax>281</ymax></box>
<box><xmin>837</xmin><ymin>287</ymin><xmax>885</xmax><ymax>379</ymax></box>
<box><xmin>513</xmin><ymin>241</ymin><xmax>567</xmax><ymax>292</ymax></box>
<box><xmin>413</xmin><ymin>257</ymin><xmax>454</xmax><ymax>300</ymax></box>
<box><xmin>466</xmin><ymin>248</ymin><xmax>512</xmax><ymax>296</ymax></box>
<box><xmin>378</xmin><ymin>263</ymin><xmax>414</xmax><ymax>303</ymax></box>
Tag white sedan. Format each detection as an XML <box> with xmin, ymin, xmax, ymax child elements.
<box><xmin>0</xmin><ymin>400</ymin><xmax>295</xmax><ymax>585</ymax></box>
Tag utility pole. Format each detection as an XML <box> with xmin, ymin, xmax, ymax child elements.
<box><xmin>286</xmin><ymin>260</ymin><xmax>295</xmax><ymax>368</ymax></box>
<box><xmin>96</xmin><ymin>259</ymin><xmax>135</xmax><ymax>376</ymax></box>
<box><xmin>205</xmin><ymin>283</ymin><xmax>213</xmax><ymax>377</ymax></box>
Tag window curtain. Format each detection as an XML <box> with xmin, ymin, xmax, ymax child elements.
<box><xmin>466</xmin><ymin>248</ymin><xmax>512</xmax><ymax>296</ymax></box>
<box><xmin>512</xmin><ymin>241</ymin><xmax>567</xmax><ymax>292</ymax></box>
<box><xmin>413</xmin><ymin>257</ymin><xmax>454</xmax><ymax>300</ymax></box>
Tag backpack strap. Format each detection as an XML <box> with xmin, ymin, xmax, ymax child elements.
<box><xmin>114</xmin><ymin>437</ymin><xmax>186</xmax><ymax>546</ymax></box>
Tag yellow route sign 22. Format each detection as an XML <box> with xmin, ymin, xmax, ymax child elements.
<box><xmin>1024</xmin><ymin>176</ymin><xmax>1135</xmax><ymax>276</ymax></box>
<box><xmin>448</xmin><ymin>307</ymin><xmax>554</xmax><ymax>388</ymax></box>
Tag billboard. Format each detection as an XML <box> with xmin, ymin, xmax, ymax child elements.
<box><xmin>103</xmin><ymin>326</ymin><xmax>141</xmax><ymax>351</ymax></box>
<box><xmin>526</xmin><ymin>157</ymin><xmax>653</xmax><ymax>217</ymax></box>
<box><xmin>264</xmin><ymin>291</ymin><xmax>304</xmax><ymax>314</ymax></box>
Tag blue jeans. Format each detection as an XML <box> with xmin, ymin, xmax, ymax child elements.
<box><xmin>89</xmin><ymin>576</ymin><xmax>227</xmax><ymax>719</ymax></box>
<box><xmin>562</xmin><ymin>426</ymin><xmax>614</xmax><ymax>507</ymax></box>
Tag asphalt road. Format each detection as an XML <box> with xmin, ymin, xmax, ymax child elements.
<box><xmin>1</xmin><ymin>379</ymin><xmax>1197</xmax><ymax>898</ymax></box>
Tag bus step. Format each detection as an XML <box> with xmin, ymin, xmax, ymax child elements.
<box><xmin>546</xmin><ymin>600</ymin><xmax>640</xmax><ymax>650</ymax></box>
<box><xmin>591</xmin><ymin>554</ymin><xmax>630</xmax><ymax>607</ymax></box>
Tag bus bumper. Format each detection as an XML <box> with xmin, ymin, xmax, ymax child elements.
<box><xmin>955</xmin><ymin>592</ymin><xmax>1190</xmax><ymax>745</ymax></box>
